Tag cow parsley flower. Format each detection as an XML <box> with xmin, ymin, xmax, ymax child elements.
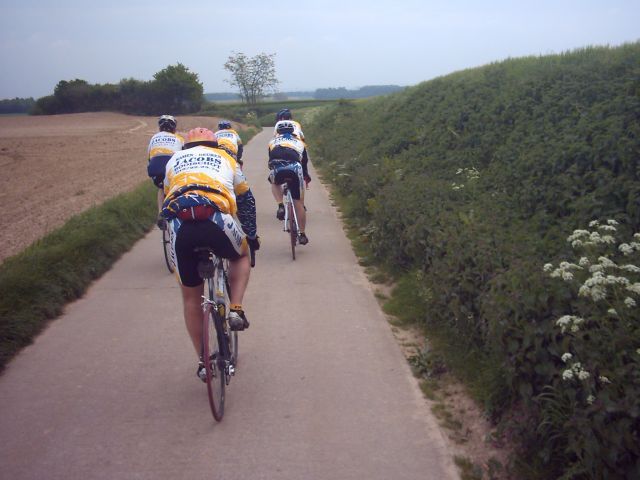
<box><xmin>598</xmin><ymin>256</ymin><xmax>616</xmax><ymax>269</ymax></box>
<box><xmin>561</xmin><ymin>353</ymin><xmax>573</xmax><ymax>363</ymax></box>
<box><xmin>627</xmin><ymin>283</ymin><xmax>640</xmax><ymax>295</ymax></box>
<box><xmin>586</xmin><ymin>394</ymin><xmax>596</xmax><ymax>405</ymax></box>
<box><xmin>624</xmin><ymin>297</ymin><xmax>636</xmax><ymax>308</ymax></box>
<box><xmin>599</xmin><ymin>376</ymin><xmax>611</xmax><ymax>384</ymax></box>
<box><xmin>562</xmin><ymin>369</ymin><xmax>574</xmax><ymax>381</ymax></box>
<box><xmin>619</xmin><ymin>243</ymin><xmax>634</xmax><ymax>255</ymax></box>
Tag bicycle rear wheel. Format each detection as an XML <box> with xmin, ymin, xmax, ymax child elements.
<box><xmin>162</xmin><ymin>228</ymin><xmax>174</xmax><ymax>273</ymax></box>
<box><xmin>288</xmin><ymin>203</ymin><xmax>297</xmax><ymax>260</ymax></box>
<box><xmin>203</xmin><ymin>305</ymin><xmax>225</xmax><ymax>421</ymax></box>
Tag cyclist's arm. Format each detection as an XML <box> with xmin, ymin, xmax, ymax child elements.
<box><xmin>234</xmin><ymin>170</ymin><xmax>257</xmax><ymax>238</ymax></box>
<box><xmin>237</xmin><ymin>143</ymin><xmax>243</xmax><ymax>161</ymax></box>
<box><xmin>236</xmin><ymin>188</ymin><xmax>257</xmax><ymax>239</ymax></box>
<box><xmin>301</xmin><ymin>148</ymin><xmax>310</xmax><ymax>180</ymax></box>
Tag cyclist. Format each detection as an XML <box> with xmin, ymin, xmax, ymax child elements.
<box><xmin>147</xmin><ymin>115</ymin><xmax>184</xmax><ymax>228</ymax></box>
<box><xmin>214</xmin><ymin>119</ymin><xmax>244</xmax><ymax>167</ymax></box>
<box><xmin>160</xmin><ymin>127</ymin><xmax>259</xmax><ymax>381</ymax></box>
<box><xmin>273</xmin><ymin>108</ymin><xmax>305</xmax><ymax>141</ymax></box>
<box><xmin>268</xmin><ymin>120</ymin><xmax>311</xmax><ymax>245</ymax></box>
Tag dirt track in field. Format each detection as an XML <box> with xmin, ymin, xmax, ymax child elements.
<box><xmin>0</xmin><ymin>112</ymin><xmax>231</xmax><ymax>262</ymax></box>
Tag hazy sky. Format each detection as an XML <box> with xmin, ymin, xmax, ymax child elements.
<box><xmin>1</xmin><ymin>0</ymin><xmax>638</xmax><ymax>99</ymax></box>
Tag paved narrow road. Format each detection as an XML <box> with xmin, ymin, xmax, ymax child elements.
<box><xmin>0</xmin><ymin>128</ymin><xmax>457</xmax><ymax>480</ymax></box>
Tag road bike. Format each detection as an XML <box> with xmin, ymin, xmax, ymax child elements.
<box><xmin>282</xmin><ymin>183</ymin><xmax>300</xmax><ymax>260</ymax></box>
<box><xmin>197</xmin><ymin>245</ymin><xmax>255</xmax><ymax>421</ymax></box>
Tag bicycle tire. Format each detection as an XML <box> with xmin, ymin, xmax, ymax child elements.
<box><xmin>162</xmin><ymin>228</ymin><xmax>174</xmax><ymax>273</ymax></box>
<box><xmin>288</xmin><ymin>203</ymin><xmax>297</xmax><ymax>260</ymax></box>
<box><xmin>203</xmin><ymin>304</ymin><xmax>225</xmax><ymax>421</ymax></box>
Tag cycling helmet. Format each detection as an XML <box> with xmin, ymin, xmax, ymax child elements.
<box><xmin>218</xmin><ymin>120</ymin><xmax>232</xmax><ymax>130</ymax></box>
<box><xmin>276</xmin><ymin>120</ymin><xmax>295</xmax><ymax>135</ymax></box>
<box><xmin>184</xmin><ymin>128</ymin><xmax>217</xmax><ymax>148</ymax></box>
<box><xmin>158</xmin><ymin>114</ymin><xmax>177</xmax><ymax>132</ymax></box>
<box><xmin>277</xmin><ymin>108</ymin><xmax>292</xmax><ymax>121</ymax></box>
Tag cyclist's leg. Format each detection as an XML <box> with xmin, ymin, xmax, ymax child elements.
<box><xmin>205</xmin><ymin>212</ymin><xmax>251</xmax><ymax>328</ymax></box>
<box><xmin>228</xmin><ymin>250</ymin><xmax>250</xmax><ymax>306</ymax></box>
<box><xmin>181</xmin><ymin>283</ymin><xmax>205</xmax><ymax>357</ymax></box>
<box><xmin>271</xmin><ymin>182</ymin><xmax>284</xmax><ymax>203</ymax></box>
<box><xmin>173</xmin><ymin>219</ymin><xmax>208</xmax><ymax>358</ymax></box>
<box><xmin>289</xmin><ymin>165</ymin><xmax>307</xmax><ymax>234</ymax></box>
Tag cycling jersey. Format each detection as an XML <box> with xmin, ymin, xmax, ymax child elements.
<box><xmin>163</xmin><ymin>145</ymin><xmax>249</xmax><ymax>217</ymax></box>
<box><xmin>147</xmin><ymin>131</ymin><xmax>184</xmax><ymax>187</ymax></box>
<box><xmin>273</xmin><ymin>120</ymin><xmax>305</xmax><ymax>141</ymax></box>
<box><xmin>162</xmin><ymin>144</ymin><xmax>256</xmax><ymax>287</ymax></box>
<box><xmin>147</xmin><ymin>131</ymin><xmax>184</xmax><ymax>159</ymax></box>
<box><xmin>268</xmin><ymin>133</ymin><xmax>310</xmax><ymax>200</ymax></box>
<box><xmin>214</xmin><ymin>128</ymin><xmax>243</xmax><ymax>160</ymax></box>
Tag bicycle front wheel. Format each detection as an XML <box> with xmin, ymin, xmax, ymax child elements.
<box><xmin>203</xmin><ymin>305</ymin><xmax>225</xmax><ymax>421</ymax></box>
<box><xmin>162</xmin><ymin>228</ymin><xmax>174</xmax><ymax>273</ymax></box>
<box><xmin>288</xmin><ymin>204</ymin><xmax>297</xmax><ymax>261</ymax></box>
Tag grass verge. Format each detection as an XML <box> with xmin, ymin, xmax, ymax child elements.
<box><xmin>0</xmin><ymin>181</ymin><xmax>157</xmax><ymax>372</ymax></box>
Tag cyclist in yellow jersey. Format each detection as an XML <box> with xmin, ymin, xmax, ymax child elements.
<box><xmin>214</xmin><ymin>119</ymin><xmax>244</xmax><ymax>167</ymax></box>
<box><xmin>161</xmin><ymin>128</ymin><xmax>260</xmax><ymax>381</ymax></box>
<box><xmin>147</xmin><ymin>115</ymin><xmax>184</xmax><ymax>228</ymax></box>
<box><xmin>268</xmin><ymin>121</ymin><xmax>311</xmax><ymax>245</ymax></box>
<box><xmin>273</xmin><ymin>108</ymin><xmax>305</xmax><ymax>140</ymax></box>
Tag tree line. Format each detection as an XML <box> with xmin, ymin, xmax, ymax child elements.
<box><xmin>31</xmin><ymin>64</ymin><xmax>203</xmax><ymax>115</ymax></box>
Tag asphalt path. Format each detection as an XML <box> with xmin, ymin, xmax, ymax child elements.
<box><xmin>0</xmin><ymin>128</ymin><xmax>457</xmax><ymax>479</ymax></box>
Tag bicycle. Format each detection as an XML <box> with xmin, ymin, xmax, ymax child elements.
<box><xmin>196</xmin><ymin>245</ymin><xmax>255</xmax><ymax>421</ymax></box>
<box><xmin>282</xmin><ymin>183</ymin><xmax>300</xmax><ymax>260</ymax></box>
<box><xmin>161</xmin><ymin>226</ymin><xmax>174</xmax><ymax>273</ymax></box>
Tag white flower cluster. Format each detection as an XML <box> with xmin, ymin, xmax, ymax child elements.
<box><xmin>455</xmin><ymin>167</ymin><xmax>480</xmax><ymax>180</ymax></box>
<box><xmin>562</xmin><ymin>362</ymin><xmax>590</xmax><ymax>381</ymax></box>
<box><xmin>545</xmin><ymin>222</ymin><xmax>640</xmax><ymax>305</ymax></box>
<box><xmin>451</xmin><ymin>167</ymin><xmax>480</xmax><ymax>191</ymax></box>
<box><xmin>567</xmin><ymin>228</ymin><xmax>615</xmax><ymax>248</ymax></box>
<box><xmin>556</xmin><ymin>315</ymin><xmax>585</xmax><ymax>333</ymax></box>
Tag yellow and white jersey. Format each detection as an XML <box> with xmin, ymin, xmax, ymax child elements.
<box><xmin>163</xmin><ymin>145</ymin><xmax>249</xmax><ymax>216</ymax></box>
<box><xmin>273</xmin><ymin>120</ymin><xmax>305</xmax><ymax>141</ymax></box>
<box><xmin>147</xmin><ymin>131</ymin><xmax>184</xmax><ymax>159</ymax></box>
<box><xmin>214</xmin><ymin>128</ymin><xmax>242</xmax><ymax>156</ymax></box>
<box><xmin>268</xmin><ymin>133</ymin><xmax>306</xmax><ymax>161</ymax></box>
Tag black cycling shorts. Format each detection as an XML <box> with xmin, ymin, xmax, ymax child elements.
<box><xmin>268</xmin><ymin>161</ymin><xmax>304</xmax><ymax>200</ymax></box>
<box><xmin>173</xmin><ymin>219</ymin><xmax>243</xmax><ymax>287</ymax></box>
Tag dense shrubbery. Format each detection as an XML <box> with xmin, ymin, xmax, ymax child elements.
<box><xmin>32</xmin><ymin>64</ymin><xmax>203</xmax><ymax>115</ymax></box>
<box><xmin>307</xmin><ymin>43</ymin><xmax>640</xmax><ymax>478</ymax></box>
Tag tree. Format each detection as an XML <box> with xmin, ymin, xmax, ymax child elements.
<box><xmin>224</xmin><ymin>52</ymin><xmax>279</xmax><ymax>105</ymax></box>
<box><xmin>152</xmin><ymin>63</ymin><xmax>203</xmax><ymax>114</ymax></box>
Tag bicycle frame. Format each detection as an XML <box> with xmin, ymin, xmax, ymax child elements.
<box><xmin>201</xmin><ymin>253</ymin><xmax>233</xmax><ymax>377</ymax></box>
<box><xmin>282</xmin><ymin>184</ymin><xmax>300</xmax><ymax>234</ymax></box>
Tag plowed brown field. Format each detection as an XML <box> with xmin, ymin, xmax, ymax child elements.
<box><xmin>0</xmin><ymin>112</ymin><xmax>227</xmax><ymax>262</ymax></box>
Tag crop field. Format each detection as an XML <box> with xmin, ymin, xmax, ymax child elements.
<box><xmin>0</xmin><ymin>112</ymin><xmax>228</xmax><ymax>262</ymax></box>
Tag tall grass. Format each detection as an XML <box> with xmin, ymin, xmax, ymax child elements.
<box><xmin>0</xmin><ymin>182</ymin><xmax>157</xmax><ymax>372</ymax></box>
